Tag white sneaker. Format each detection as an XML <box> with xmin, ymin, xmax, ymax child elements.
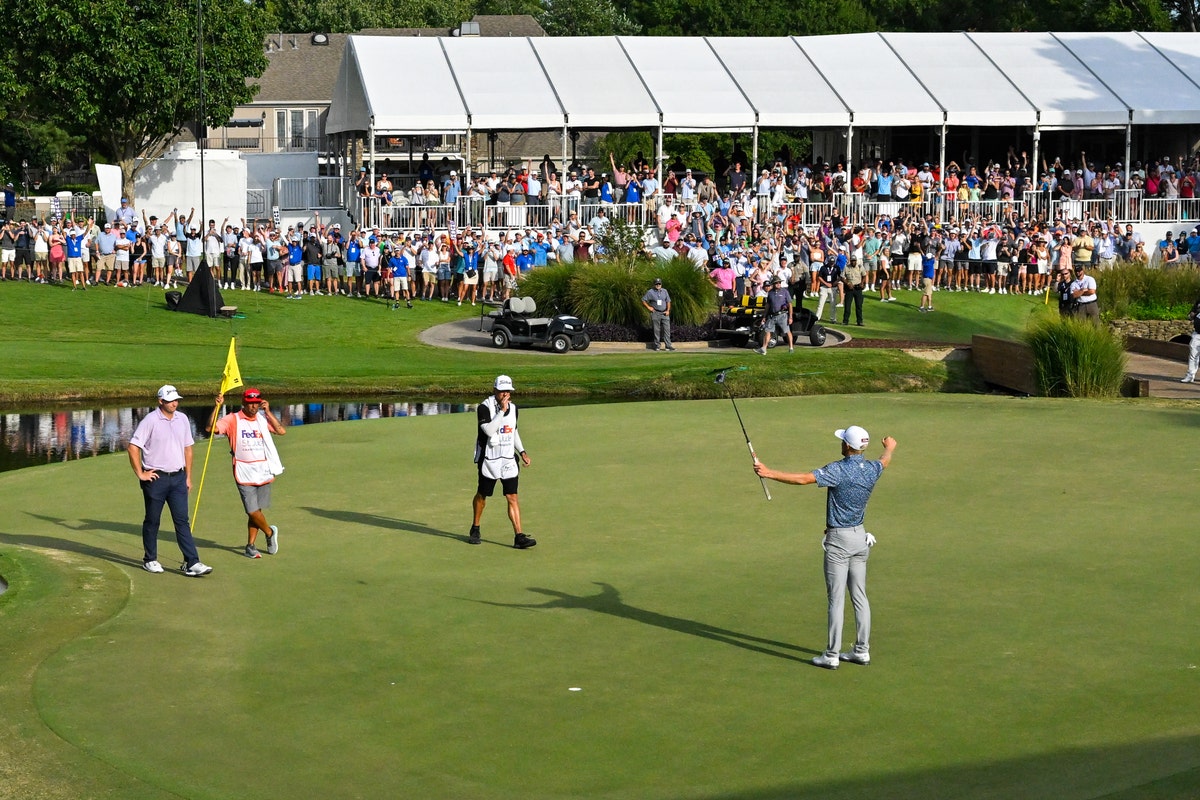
<box><xmin>266</xmin><ymin>525</ymin><xmax>279</xmax><ymax>555</ymax></box>
<box><xmin>812</xmin><ymin>653</ymin><xmax>840</xmax><ymax>670</ymax></box>
<box><xmin>1181</xmin><ymin>376</ymin><xmax>1195</xmax><ymax>383</ymax></box>
<box><xmin>182</xmin><ymin>561</ymin><xmax>213</xmax><ymax>577</ymax></box>
<box><xmin>143</xmin><ymin>560</ymin><xmax>164</xmax><ymax>573</ymax></box>
<box><xmin>839</xmin><ymin>651</ymin><xmax>871</xmax><ymax>666</ymax></box>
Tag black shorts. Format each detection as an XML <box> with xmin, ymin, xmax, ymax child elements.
<box><xmin>983</xmin><ymin>260</ymin><xmax>998</xmax><ymax>275</ymax></box>
<box><xmin>890</xmin><ymin>254</ymin><xmax>906</xmax><ymax>267</ymax></box>
<box><xmin>364</xmin><ymin>269</ymin><xmax>380</xmax><ymax>283</ymax></box>
<box><xmin>15</xmin><ymin>249</ymin><xmax>33</xmax><ymax>267</ymax></box>
<box><xmin>968</xmin><ymin>258</ymin><xmax>982</xmax><ymax>275</ymax></box>
<box><xmin>477</xmin><ymin>467</ymin><xmax>518</xmax><ymax>498</ymax></box>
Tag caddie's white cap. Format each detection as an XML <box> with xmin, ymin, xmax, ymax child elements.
<box><xmin>157</xmin><ymin>384</ymin><xmax>183</xmax><ymax>402</ymax></box>
<box><xmin>494</xmin><ymin>375</ymin><xmax>514</xmax><ymax>391</ymax></box>
<box><xmin>835</xmin><ymin>425</ymin><xmax>869</xmax><ymax>450</ymax></box>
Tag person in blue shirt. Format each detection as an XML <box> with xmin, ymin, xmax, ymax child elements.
<box><xmin>515</xmin><ymin>247</ymin><xmax>534</xmax><ymax>273</ymax></box>
<box><xmin>64</xmin><ymin>218</ymin><xmax>92</xmax><ymax>289</ymax></box>
<box><xmin>755</xmin><ymin>425</ymin><xmax>898</xmax><ymax>670</ymax></box>
<box><xmin>1186</xmin><ymin>228</ymin><xmax>1200</xmax><ymax>264</ymax></box>
<box><xmin>344</xmin><ymin>233</ymin><xmax>361</xmax><ymax>297</ymax></box>
<box><xmin>389</xmin><ymin>249</ymin><xmax>412</xmax><ymax>309</ymax></box>
<box><xmin>530</xmin><ymin>234</ymin><xmax>552</xmax><ymax>267</ymax></box>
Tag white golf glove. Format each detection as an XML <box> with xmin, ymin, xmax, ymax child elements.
<box><xmin>866</xmin><ymin>533</ymin><xmax>877</xmax><ymax>548</ymax></box>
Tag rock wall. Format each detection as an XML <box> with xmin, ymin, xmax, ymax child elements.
<box><xmin>1107</xmin><ymin>319</ymin><xmax>1190</xmax><ymax>340</ymax></box>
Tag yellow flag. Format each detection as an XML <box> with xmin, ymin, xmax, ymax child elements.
<box><xmin>219</xmin><ymin>337</ymin><xmax>243</xmax><ymax>395</ymax></box>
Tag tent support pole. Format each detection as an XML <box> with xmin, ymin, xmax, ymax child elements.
<box><xmin>657</xmin><ymin>125</ymin><xmax>664</xmax><ymax>186</ymax></box>
<box><xmin>1124</xmin><ymin>119</ymin><xmax>1132</xmax><ymax>191</ymax></box>
<box><xmin>751</xmin><ymin>126</ymin><xmax>759</xmax><ymax>180</ymax></box>
<box><xmin>1031</xmin><ymin>125</ymin><xmax>1040</xmax><ymax>193</ymax></box>
<box><xmin>368</xmin><ymin>116</ymin><xmax>376</xmax><ymax>230</ymax></box>
<box><xmin>562</xmin><ymin>126</ymin><xmax>568</xmax><ymax>220</ymax></box>
<box><xmin>465</xmin><ymin>127</ymin><xmax>472</xmax><ymax>191</ymax></box>
<box><xmin>938</xmin><ymin>118</ymin><xmax>947</xmax><ymax>224</ymax></box>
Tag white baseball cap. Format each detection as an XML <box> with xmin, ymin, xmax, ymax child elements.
<box><xmin>494</xmin><ymin>375</ymin><xmax>514</xmax><ymax>391</ymax></box>
<box><xmin>835</xmin><ymin>425</ymin><xmax>869</xmax><ymax>450</ymax></box>
<box><xmin>157</xmin><ymin>385</ymin><xmax>183</xmax><ymax>402</ymax></box>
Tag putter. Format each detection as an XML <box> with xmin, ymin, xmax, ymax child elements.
<box><xmin>714</xmin><ymin>368</ymin><xmax>771</xmax><ymax>501</ymax></box>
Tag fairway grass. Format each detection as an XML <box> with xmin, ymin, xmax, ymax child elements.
<box><xmin>1</xmin><ymin>395</ymin><xmax>1197</xmax><ymax>799</ymax></box>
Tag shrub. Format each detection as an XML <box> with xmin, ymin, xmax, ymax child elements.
<box><xmin>1098</xmin><ymin>262</ymin><xmax>1200</xmax><ymax>320</ymax></box>
<box><xmin>568</xmin><ymin>262</ymin><xmax>648</xmax><ymax>329</ymax></box>
<box><xmin>1024</xmin><ymin>315</ymin><xmax>1127</xmax><ymax>398</ymax></box>
<box><xmin>520</xmin><ymin>262</ymin><xmax>575</xmax><ymax>313</ymax></box>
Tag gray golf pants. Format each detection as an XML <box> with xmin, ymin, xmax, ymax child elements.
<box><xmin>822</xmin><ymin>525</ymin><xmax>872</xmax><ymax>658</ymax></box>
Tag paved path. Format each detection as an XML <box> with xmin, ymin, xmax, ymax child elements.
<box><xmin>419</xmin><ymin>316</ymin><xmax>849</xmax><ymax>355</ymax></box>
<box><xmin>419</xmin><ymin>315</ymin><xmax>1194</xmax><ymax>399</ymax></box>
<box><xmin>1124</xmin><ymin>350</ymin><xmax>1196</xmax><ymax>399</ymax></box>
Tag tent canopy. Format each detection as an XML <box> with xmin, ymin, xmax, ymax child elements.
<box><xmin>326</xmin><ymin>32</ymin><xmax>1200</xmax><ymax>137</ymax></box>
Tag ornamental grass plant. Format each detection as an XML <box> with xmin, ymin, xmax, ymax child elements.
<box><xmin>1098</xmin><ymin>262</ymin><xmax>1200</xmax><ymax>320</ymax></box>
<box><xmin>1025</xmin><ymin>314</ymin><xmax>1127</xmax><ymax>397</ymax></box>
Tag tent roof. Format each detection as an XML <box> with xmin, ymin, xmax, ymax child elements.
<box><xmin>326</xmin><ymin>32</ymin><xmax>1200</xmax><ymax>136</ymax></box>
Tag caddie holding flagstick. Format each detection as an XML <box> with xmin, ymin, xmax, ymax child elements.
<box><xmin>754</xmin><ymin>425</ymin><xmax>897</xmax><ymax>670</ymax></box>
<box><xmin>207</xmin><ymin>387</ymin><xmax>286</xmax><ymax>559</ymax></box>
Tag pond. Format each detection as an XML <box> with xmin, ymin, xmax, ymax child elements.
<box><xmin>0</xmin><ymin>399</ymin><xmax>485</xmax><ymax>475</ymax></box>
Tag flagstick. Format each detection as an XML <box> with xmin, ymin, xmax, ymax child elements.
<box><xmin>189</xmin><ymin>399</ymin><xmax>223</xmax><ymax>533</ymax></box>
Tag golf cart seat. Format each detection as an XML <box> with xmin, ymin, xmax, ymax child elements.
<box><xmin>726</xmin><ymin>294</ymin><xmax>767</xmax><ymax>320</ymax></box>
<box><xmin>517</xmin><ymin>296</ymin><xmax>551</xmax><ymax>326</ymax></box>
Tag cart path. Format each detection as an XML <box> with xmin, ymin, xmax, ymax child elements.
<box><xmin>419</xmin><ymin>317</ymin><xmax>850</xmax><ymax>355</ymax></box>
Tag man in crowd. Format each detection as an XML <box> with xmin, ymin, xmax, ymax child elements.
<box><xmin>641</xmin><ymin>276</ymin><xmax>674</xmax><ymax>351</ymax></box>
<box><xmin>756</xmin><ymin>276</ymin><xmax>794</xmax><ymax>354</ymax></box>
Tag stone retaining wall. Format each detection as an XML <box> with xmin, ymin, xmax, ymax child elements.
<box><xmin>1107</xmin><ymin>319</ymin><xmax>1189</xmax><ymax>341</ymax></box>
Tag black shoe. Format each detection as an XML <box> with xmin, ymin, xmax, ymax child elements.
<box><xmin>468</xmin><ymin>526</ymin><xmax>481</xmax><ymax>545</ymax></box>
<box><xmin>513</xmin><ymin>533</ymin><xmax>537</xmax><ymax>549</ymax></box>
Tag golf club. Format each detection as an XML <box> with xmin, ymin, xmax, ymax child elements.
<box><xmin>714</xmin><ymin>368</ymin><xmax>771</xmax><ymax>501</ymax></box>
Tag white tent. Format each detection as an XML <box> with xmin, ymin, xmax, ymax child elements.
<box><xmin>326</xmin><ymin>31</ymin><xmax>1200</xmax><ymax>182</ymax></box>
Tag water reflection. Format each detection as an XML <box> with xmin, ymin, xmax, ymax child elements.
<box><xmin>0</xmin><ymin>400</ymin><xmax>478</xmax><ymax>475</ymax></box>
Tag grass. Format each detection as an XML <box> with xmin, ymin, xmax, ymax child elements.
<box><xmin>1</xmin><ymin>396</ymin><xmax>1199</xmax><ymax>799</ymax></box>
<box><xmin>1098</xmin><ymin>262</ymin><xmax>1200</xmax><ymax>321</ymax></box>
<box><xmin>1026</xmin><ymin>315</ymin><xmax>1128</xmax><ymax>397</ymax></box>
<box><xmin>0</xmin><ymin>280</ymin><xmax>1046</xmax><ymax>405</ymax></box>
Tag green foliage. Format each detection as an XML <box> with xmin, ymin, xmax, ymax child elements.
<box><xmin>1025</xmin><ymin>315</ymin><xmax>1127</xmax><ymax>398</ymax></box>
<box><xmin>594</xmin><ymin>131</ymin><xmax>812</xmax><ymax>178</ymax></box>
<box><xmin>11</xmin><ymin>0</ymin><xmax>269</xmax><ymax>200</ymax></box>
<box><xmin>539</xmin><ymin>0</ymin><xmax>641</xmax><ymax>35</ymax></box>
<box><xmin>567</xmin><ymin>261</ymin><xmax>648</xmax><ymax>328</ymax></box>
<box><xmin>524</xmin><ymin>255</ymin><xmax>714</xmax><ymax>328</ymax></box>
<box><xmin>262</xmin><ymin>0</ymin><xmax>476</xmax><ymax>32</ymax></box>
<box><xmin>594</xmin><ymin>215</ymin><xmax>648</xmax><ymax>265</ymax></box>
<box><xmin>518</xmin><ymin>261</ymin><xmax>575</xmax><ymax>311</ymax></box>
<box><xmin>619</xmin><ymin>0</ymin><xmax>872</xmax><ymax>36</ymax></box>
<box><xmin>1097</xmin><ymin>262</ymin><xmax>1200</xmax><ymax>320</ymax></box>
<box><xmin>0</xmin><ymin>118</ymin><xmax>85</xmax><ymax>176</ymax></box>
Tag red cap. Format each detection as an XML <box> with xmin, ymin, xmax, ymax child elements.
<box><xmin>243</xmin><ymin>388</ymin><xmax>262</xmax><ymax>402</ymax></box>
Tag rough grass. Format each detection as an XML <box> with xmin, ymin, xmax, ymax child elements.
<box><xmin>1025</xmin><ymin>315</ymin><xmax>1128</xmax><ymax>397</ymax></box>
<box><xmin>1</xmin><ymin>396</ymin><xmax>1198</xmax><ymax>799</ymax></box>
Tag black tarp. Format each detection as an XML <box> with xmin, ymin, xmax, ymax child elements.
<box><xmin>173</xmin><ymin>263</ymin><xmax>225</xmax><ymax>317</ymax></box>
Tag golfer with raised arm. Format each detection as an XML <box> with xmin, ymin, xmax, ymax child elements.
<box><xmin>755</xmin><ymin>426</ymin><xmax>897</xmax><ymax>669</ymax></box>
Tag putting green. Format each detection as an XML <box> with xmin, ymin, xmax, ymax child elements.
<box><xmin>1</xmin><ymin>395</ymin><xmax>1197</xmax><ymax>799</ymax></box>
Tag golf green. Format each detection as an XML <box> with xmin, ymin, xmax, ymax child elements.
<box><xmin>1</xmin><ymin>395</ymin><xmax>1197</xmax><ymax>799</ymax></box>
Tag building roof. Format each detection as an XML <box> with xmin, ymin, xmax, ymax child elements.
<box><xmin>247</xmin><ymin>16</ymin><xmax>546</xmax><ymax>106</ymax></box>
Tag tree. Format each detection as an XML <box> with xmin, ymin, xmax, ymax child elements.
<box><xmin>262</xmin><ymin>0</ymin><xmax>478</xmax><ymax>32</ymax></box>
<box><xmin>539</xmin><ymin>0</ymin><xmax>641</xmax><ymax>36</ymax></box>
<box><xmin>12</xmin><ymin>0</ymin><xmax>269</xmax><ymax>203</ymax></box>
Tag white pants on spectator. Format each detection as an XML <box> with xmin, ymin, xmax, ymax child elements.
<box><xmin>816</xmin><ymin>286</ymin><xmax>837</xmax><ymax>321</ymax></box>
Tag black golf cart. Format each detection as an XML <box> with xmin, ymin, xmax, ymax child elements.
<box><xmin>715</xmin><ymin>292</ymin><xmax>827</xmax><ymax>348</ymax></box>
<box><xmin>485</xmin><ymin>296</ymin><xmax>590</xmax><ymax>353</ymax></box>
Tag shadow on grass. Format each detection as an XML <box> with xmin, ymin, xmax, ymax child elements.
<box><xmin>689</xmin><ymin>735</ymin><xmax>1200</xmax><ymax>800</ymax></box>
<box><xmin>466</xmin><ymin>581</ymin><xmax>818</xmax><ymax>663</ymax></box>
<box><xmin>301</xmin><ymin>506</ymin><xmax>470</xmax><ymax>544</ymax></box>
<box><xmin>14</xmin><ymin>512</ymin><xmax>237</xmax><ymax>563</ymax></box>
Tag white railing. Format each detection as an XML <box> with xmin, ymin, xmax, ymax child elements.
<box><xmin>343</xmin><ymin>187</ymin><xmax>1200</xmax><ymax>234</ymax></box>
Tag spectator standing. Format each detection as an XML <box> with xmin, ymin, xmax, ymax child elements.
<box><xmin>756</xmin><ymin>275</ymin><xmax>794</xmax><ymax>354</ymax></box>
<box><xmin>841</xmin><ymin>256</ymin><xmax>866</xmax><ymax>326</ymax></box>
<box><xmin>641</xmin><ymin>276</ymin><xmax>674</xmax><ymax>351</ymax></box>
<box><xmin>1070</xmin><ymin>262</ymin><xmax>1099</xmax><ymax>321</ymax></box>
<box><xmin>1180</xmin><ymin>296</ymin><xmax>1200</xmax><ymax>383</ymax></box>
